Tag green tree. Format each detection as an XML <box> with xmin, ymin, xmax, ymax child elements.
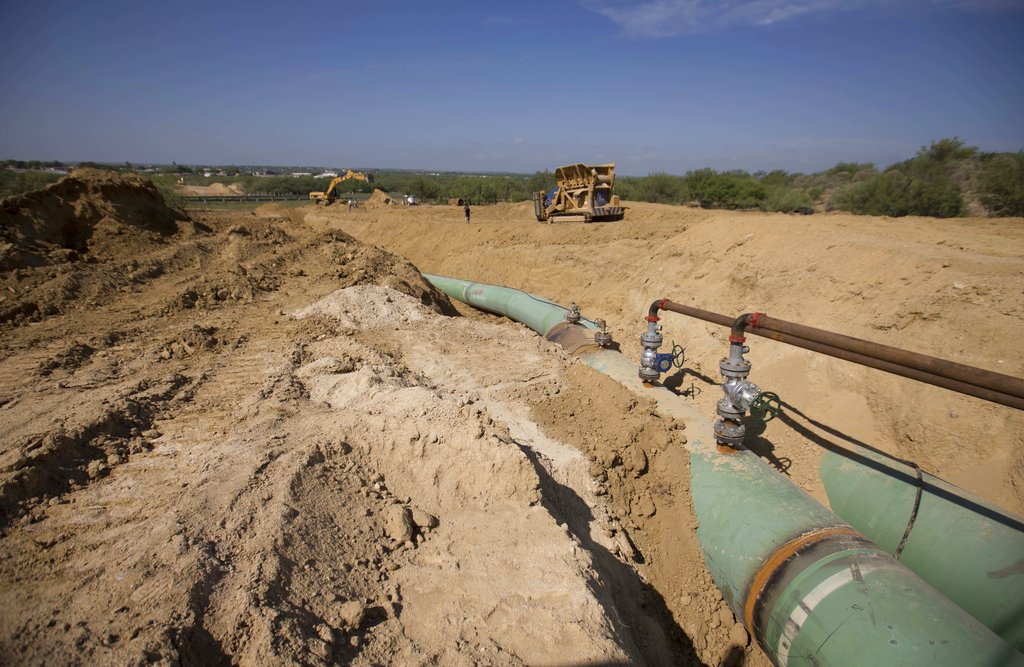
<box><xmin>920</xmin><ymin>137</ymin><xmax>976</xmax><ymax>163</ymax></box>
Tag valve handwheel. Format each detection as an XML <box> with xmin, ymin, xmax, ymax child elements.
<box><xmin>751</xmin><ymin>391</ymin><xmax>782</xmax><ymax>422</ymax></box>
<box><xmin>671</xmin><ymin>341</ymin><xmax>686</xmax><ymax>369</ymax></box>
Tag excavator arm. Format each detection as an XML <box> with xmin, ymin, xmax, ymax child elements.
<box><xmin>309</xmin><ymin>170</ymin><xmax>374</xmax><ymax>206</ymax></box>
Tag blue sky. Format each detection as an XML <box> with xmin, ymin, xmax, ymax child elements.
<box><xmin>1</xmin><ymin>0</ymin><xmax>1021</xmax><ymax>175</ymax></box>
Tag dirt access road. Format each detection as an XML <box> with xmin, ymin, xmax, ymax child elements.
<box><xmin>1</xmin><ymin>170</ymin><xmax>1021</xmax><ymax>666</ymax></box>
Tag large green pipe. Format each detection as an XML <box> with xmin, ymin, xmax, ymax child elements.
<box><xmin>423</xmin><ymin>273</ymin><xmax>600</xmax><ymax>338</ymax></box>
<box><xmin>424</xmin><ymin>274</ymin><xmax>1023</xmax><ymax>666</ymax></box>
<box><xmin>820</xmin><ymin>447</ymin><xmax>1024</xmax><ymax>651</ymax></box>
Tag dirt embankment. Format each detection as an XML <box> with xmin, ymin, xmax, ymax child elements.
<box><xmin>316</xmin><ymin>201</ymin><xmax>1024</xmax><ymax>520</ymax></box>
<box><xmin>0</xmin><ymin>175</ymin><xmax>750</xmax><ymax>665</ymax></box>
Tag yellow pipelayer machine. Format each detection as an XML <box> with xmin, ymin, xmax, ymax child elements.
<box><xmin>532</xmin><ymin>163</ymin><xmax>625</xmax><ymax>223</ymax></box>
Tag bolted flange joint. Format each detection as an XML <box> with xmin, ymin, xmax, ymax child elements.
<box><xmin>638</xmin><ymin>321</ymin><xmax>664</xmax><ymax>383</ymax></box>
<box><xmin>713</xmin><ymin>418</ymin><xmax>746</xmax><ymax>446</ymax></box>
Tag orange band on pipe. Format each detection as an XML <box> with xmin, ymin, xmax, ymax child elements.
<box><xmin>743</xmin><ymin>526</ymin><xmax>860</xmax><ymax>633</ymax></box>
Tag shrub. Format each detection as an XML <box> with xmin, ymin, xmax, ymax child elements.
<box><xmin>762</xmin><ymin>186</ymin><xmax>813</xmax><ymax>213</ymax></box>
<box><xmin>834</xmin><ymin>170</ymin><xmax>964</xmax><ymax>217</ymax></box>
<box><xmin>684</xmin><ymin>169</ymin><xmax>766</xmax><ymax>209</ymax></box>
<box><xmin>831</xmin><ymin>138</ymin><xmax>973</xmax><ymax>218</ymax></box>
<box><xmin>631</xmin><ymin>172</ymin><xmax>688</xmax><ymax>204</ymax></box>
<box><xmin>826</xmin><ymin>162</ymin><xmax>875</xmax><ymax>176</ymax></box>
<box><xmin>977</xmin><ymin>152</ymin><xmax>1024</xmax><ymax>216</ymax></box>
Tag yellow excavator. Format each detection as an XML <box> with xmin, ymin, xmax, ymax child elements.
<box><xmin>308</xmin><ymin>169</ymin><xmax>374</xmax><ymax>206</ymax></box>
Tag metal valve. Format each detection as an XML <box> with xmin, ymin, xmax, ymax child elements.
<box><xmin>638</xmin><ymin>321</ymin><xmax>664</xmax><ymax>383</ymax></box>
<box><xmin>593</xmin><ymin>319</ymin><xmax>614</xmax><ymax>347</ymax></box>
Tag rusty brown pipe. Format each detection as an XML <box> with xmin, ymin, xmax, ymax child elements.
<box><xmin>744</xmin><ymin>313</ymin><xmax>1024</xmax><ymax>401</ymax></box>
<box><xmin>649</xmin><ymin>300</ymin><xmax>1024</xmax><ymax>411</ymax></box>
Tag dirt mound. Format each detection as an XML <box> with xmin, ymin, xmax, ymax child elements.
<box><xmin>0</xmin><ymin>169</ymin><xmax>187</xmax><ymax>271</ymax></box>
<box><xmin>364</xmin><ymin>189</ymin><xmax>395</xmax><ymax>208</ymax></box>
<box><xmin>180</xmin><ymin>182</ymin><xmax>246</xmax><ymax>196</ymax></box>
<box><xmin>275</xmin><ymin>228</ymin><xmax>456</xmax><ymax>316</ymax></box>
<box><xmin>251</xmin><ymin>203</ymin><xmax>298</xmax><ymax>220</ymax></box>
<box><xmin>0</xmin><ymin>170</ymin><xmax>196</xmax><ymax>327</ymax></box>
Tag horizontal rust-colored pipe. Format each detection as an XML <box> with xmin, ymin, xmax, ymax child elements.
<box><xmin>742</xmin><ymin>312</ymin><xmax>1024</xmax><ymax>401</ymax></box>
<box><xmin>648</xmin><ymin>300</ymin><xmax>1024</xmax><ymax>411</ymax></box>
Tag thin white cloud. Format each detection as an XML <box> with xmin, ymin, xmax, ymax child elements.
<box><xmin>582</xmin><ymin>0</ymin><xmax>1023</xmax><ymax>37</ymax></box>
<box><xmin>581</xmin><ymin>0</ymin><xmax>852</xmax><ymax>36</ymax></box>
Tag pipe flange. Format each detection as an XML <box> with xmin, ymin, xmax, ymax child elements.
<box><xmin>639</xmin><ymin>365</ymin><xmax>661</xmax><ymax>384</ymax></box>
<box><xmin>641</xmin><ymin>330</ymin><xmax>663</xmax><ymax>348</ymax></box>
<box><xmin>565</xmin><ymin>303</ymin><xmax>581</xmax><ymax>323</ymax></box>
<box><xmin>716</xmin><ymin>396</ymin><xmax>745</xmax><ymax>420</ymax></box>
<box><xmin>720</xmin><ymin>357</ymin><xmax>752</xmax><ymax>378</ymax></box>
<box><xmin>714</xmin><ymin>419</ymin><xmax>745</xmax><ymax>445</ymax></box>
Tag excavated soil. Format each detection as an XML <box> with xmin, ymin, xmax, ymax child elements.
<box><xmin>179</xmin><ymin>182</ymin><xmax>247</xmax><ymax>197</ymax></box>
<box><xmin>1</xmin><ymin>173</ymin><xmax>1021</xmax><ymax>666</ymax></box>
<box><xmin>320</xmin><ymin>201</ymin><xmax>1024</xmax><ymax>515</ymax></box>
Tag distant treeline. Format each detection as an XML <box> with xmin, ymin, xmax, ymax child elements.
<box><xmin>3</xmin><ymin>138</ymin><xmax>1022</xmax><ymax>217</ymax></box>
<box><xmin>614</xmin><ymin>138</ymin><xmax>1023</xmax><ymax>217</ymax></box>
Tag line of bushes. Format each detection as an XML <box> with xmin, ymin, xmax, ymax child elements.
<box><xmin>616</xmin><ymin>139</ymin><xmax>1023</xmax><ymax>217</ymax></box>
<box><xmin>616</xmin><ymin>169</ymin><xmax>816</xmax><ymax>213</ymax></box>
<box><xmin>0</xmin><ymin>170</ymin><xmax>64</xmax><ymax>199</ymax></box>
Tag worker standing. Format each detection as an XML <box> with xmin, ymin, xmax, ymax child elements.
<box><xmin>464</xmin><ymin>202</ymin><xmax>471</xmax><ymax>224</ymax></box>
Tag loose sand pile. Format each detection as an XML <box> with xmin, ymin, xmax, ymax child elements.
<box><xmin>0</xmin><ymin>170</ymin><xmax>193</xmax><ymax>324</ymax></box>
<box><xmin>0</xmin><ymin>179</ymin><xmax>741</xmax><ymax>665</ymax></box>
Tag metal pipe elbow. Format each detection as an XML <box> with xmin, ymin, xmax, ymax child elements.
<box><xmin>648</xmin><ymin>299</ymin><xmax>668</xmax><ymax>320</ymax></box>
<box><xmin>731</xmin><ymin>312</ymin><xmax>765</xmax><ymax>341</ymax></box>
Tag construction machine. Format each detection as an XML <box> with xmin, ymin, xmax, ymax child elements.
<box><xmin>532</xmin><ymin>163</ymin><xmax>625</xmax><ymax>223</ymax></box>
<box><xmin>308</xmin><ymin>169</ymin><xmax>374</xmax><ymax>206</ymax></box>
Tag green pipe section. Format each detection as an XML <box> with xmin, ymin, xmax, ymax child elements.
<box><xmin>425</xmin><ymin>273</ymin><xmax>1023</xmax><ymax>666</ymax></box>
<box><xmin>579</xmin><ymin>348</ymin><xmax>1021</xmax><ymax>666</ymax></box>
<box><xmin>423</xmin><ymin>273</ymin><xmax>599</xmax><ymax>338</ymax></box>
<box><xmin>821</xmin><ymin>447</ymin><xmax>1024</xmax><ymax>651</ymax></box>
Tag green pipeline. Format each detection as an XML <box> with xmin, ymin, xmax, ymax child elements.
<box><xmin>424</xmin><ymin>273</ymin><xmax>1023</xmax><ymax>666</ymax></box>
<box><xmin>821</xmin><ymin>447</ymin><xmax>1024</xmax><ymax>652</ymax></box>
<box><xmin>423</xmin><ymin>273</ymin><xmax>600</xmax><ymax>338</ymax></box>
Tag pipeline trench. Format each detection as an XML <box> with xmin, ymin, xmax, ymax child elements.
<box><xmin>3</xmin><ymin>176</ymin><xmax>1022</xmax><ymax>666</ymax></box>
